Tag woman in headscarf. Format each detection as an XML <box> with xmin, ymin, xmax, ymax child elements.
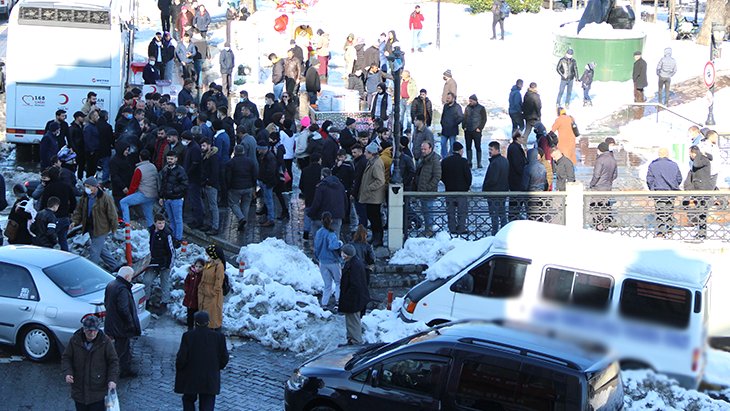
<box><xmin>197</xmin><ymin>244</ymin><xmax>226</xmax><ymax>330</ymax></box>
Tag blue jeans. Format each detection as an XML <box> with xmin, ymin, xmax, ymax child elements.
<box><xmin>120</xmin><ymin>191</ymin><xmax>155</xmax><ymax>228</ymax></box>
<box><xmin>400</xmin><ymin>99</ymin><xmax>412</xmax><ymax>132</ymax></box>
<box><xmin>411</xmin><ymin>29</ymin><xmax>422</xmax><ymax>50</ymax></box>
<box><xmin>164</xmin><ymin>198</ymin><xmax>184</xmax><ymax>241</ymax></box>
<box><xmin>557</xmin><ymin>79</ymin><xmax>573</xmax><ymax>107</ymax></box>
<box><xmin>421</xmin><ymin>198</ymin><xmax>435</xmax><ymax>231</ymax></box>
<box><xmin>194</xmin><ymin>59</ymin><xmax>203</xmax><ymax>88</ymax></box>
<box><xmin>303</xmin><ymin>206</ymin><xmax>312</xmax><ymax>233</ymax></box>
<box><xmin>259</xmin><ymin>182</ymin><xmax>275</xmax><ymax>222</ymax></box>
<box><xmin>203</xmin><ymin>186</ymin><xmax>219</xmax><ymax>230</ymax></box>
<box><xmin>186</xmin><ymin>182</ymin><xmax>204</xmax><ymax>226</ymax></box>
<box><xmin>56</xmin><ymin>217</ymin><xmax>70</xmax><ymax>251</ymax></box>
<box><xmin>89</xmin><ymin>233</ymin><xmax>119</xmax><ymax>270</ymax></box>
<box><xmin>273</xmin><ymin>82</ymin><xmax>284</xmax><ymax>101</ymax></box>
<box><xmin>440</xmin><ymin>135</ymin><xmax>456</xmax><ymax>159</ymax></box>
<box><xmin>99</xmin><ymin>156</ymin><xmax>111</xmax><ymax>183</ymax></box>
<box><xmin>583</xmin><ymin>87</ymin><xmax>591</xmax><ymax>101</ymax></box>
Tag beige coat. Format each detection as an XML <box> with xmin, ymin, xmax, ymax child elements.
<box><xmin>197</xmin><ymin>260</ymin><xmax>225</xmax><ymax>329</ymax></box>
<box><xmin>441</xmin><ymin>77</ymin><xmax>457</xmax><ymax>104</ymax></box>
<box><xmin>358</xmin><ymin>155</ymin><xmax>386</xmax><ymax>205</ymax></box>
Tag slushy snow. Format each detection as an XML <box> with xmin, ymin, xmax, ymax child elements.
<box><xmin>362</xmin><ymin>298</ymin><xmax>428</xmax><ymax>344</ymax></box>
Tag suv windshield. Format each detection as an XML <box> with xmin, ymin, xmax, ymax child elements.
<box><xmin>43</xmin><ymin>257</ymin><xmax>114</xmax><ymax>297</ymax></box>
<box><xmin>346</xmin><ymin>328</ymin><xmax>441</xmax><ymax>369</ymax></box>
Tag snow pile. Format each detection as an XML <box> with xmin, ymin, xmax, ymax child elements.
<box><xmin>237</xmin><ymin>237</ymin><xmax>324</xmax><ymax>294</ymax></box>
<box><xmin>424</xmin><ymin>237</ymin><xmax>493</xmax><ymax>281</ymax></box>
<box><xmin>69</xmin><ymin>228</ymin><xmax>150</xmax><ymax>265</ymax></box>
<box><xmin>623</xmin><ymin>370</ymin><xmax>730</xmax><ymax>410</ymax></box>
<box><xmin>706</xmin><ymin>349</ymin><xmax>730</xmax><ymax>388</ymax></box>
<box><xmin>165</xmin><ymin>239</ymin><xmax>341</xmax><ymax>354</ymax></box>
<box><xmin>389</xmin><ymin>231</ymin><xmax>458</xmax><ymax>265</ymax></box>
<box><xmin>362</xmin><ymin>298</ymin><xmax>429</xmax><ymax>344</ymax></box>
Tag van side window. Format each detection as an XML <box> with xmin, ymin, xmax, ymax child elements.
<box><xmin>453</xmin><ymin>258</ymin><xmax>528</xmax><ymax>298</ymax></box>
<box><xmin>454</xmin><ymin>358</ymin><xmax>520</xmax><ymax>409</ymax></box>
<box><xmin>619</xmin><ymin>279</ymin><xmax>691</xmax><ymax>329</ymax></box>
<box><xmin>542</xmin><ymin>268</ymin><xmax>612</xmax><ymax>311</ymax></box>
<box><xmin>379</xmin><ymin>359</ymin><xmax>447</xmax><ymax>397</ymax></box>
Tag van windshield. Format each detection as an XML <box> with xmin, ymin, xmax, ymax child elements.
<box><xmin>345</xmin><ymin>329</ymin><xmax>440</xmax><ymax>369</ymax></box>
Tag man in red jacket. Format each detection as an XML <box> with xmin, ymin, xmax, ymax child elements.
<box><xmin>408</xmin><ymin>5</ymin><xmax>424</xmax><ymax>53</ymax></box>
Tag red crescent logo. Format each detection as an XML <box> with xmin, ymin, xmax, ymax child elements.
<box><xmin>151</xmin><ymin>86</ymin><xmax>157</xmax><ymax>93</ymax></box>
<box><xmin>59</xmin><ymin>94</ymin><xmax>69</xmax><ymax>105</ymax></box>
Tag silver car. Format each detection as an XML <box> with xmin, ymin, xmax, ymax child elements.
<box><xmin>0</xmin><ymin>245</ymin><xmax>151</xmax><ymax>361</ymax></box>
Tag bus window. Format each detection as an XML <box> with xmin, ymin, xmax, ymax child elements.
<box><xmin>542</xmin><ymin>268</ymin><xmax>612</xmax><ymax>311</ymax></box>
<box><xmin>619</xmin><ymin>280</ymin><xmax>691</xmax><ymax>329</ymax></box>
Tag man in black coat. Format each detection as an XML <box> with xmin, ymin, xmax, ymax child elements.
<box><xmin>109</xmin><ymin>141</ymin><xmax>135</xmax><ymax>208</ymax></box>
<box><xmin>333</xmin><ymin>149</ymin><xmax>355</xmax><ymax>223</ymax></box>
<box><xmin>462</xmin><ymin>94</ymin><xmax>487</xmax><ymax>168</ymax></box>
<box><xmin>40</xmin><ymin>167</ymin><xmax>77</xmax><ymax>251</ymax></box>
<box><xmin>507</xmin><ymin>131</ymin><xmax>527</xmax><ymax>221</ymax></box>
<box><xmin>256</xmin><ymin>143</ymin><xmax>279</xmax><ymax>227</ymax></box>
<box><xmin>262</xmin><ymin>93</ymin><xmax>283</xmax><ymax>127</ymax></box>
<box><xmin>339</xmin><ymin>118</ymin><xmax>358</xmax><ymax>155</ymax></box>
<box><xmin>45</xmin><ymin>109</ymin><xmax>70</xmax><ymax>149</ymax></box>
<box><xmin>159</xmin><ymin>152</ymin><xmax>189</xmax><ymax>242</ymax></box>
<box><xmin>234</xmin><ymin>90</ymin><xmax>260</xmax><ymax>125</ymax></box>
<box><xmin>307</xmin><ymin>167</ymin><xmax>348</xmax><ymax>237</ymax></box>
<box><xmin>305</xmin><ymin>59</ymin><xmax>322</xmax><ymax>106</ymax></box>
<box><xmin>482</xmin><ymin>141</ymin><xmax>509</xmax><ymax>235</ymax></box>
<box><xmin>69</xmin><ymin>111</ymin><xmax>87</xmax><ymax>180</ymax></box>
<box><xmin>299</xmin><ymin>153</ymin><xmax>323</xmax><ymax>239</ymax></box>
<box><xmin>339</xmin><ymin>244</ymin><xmax>370</xmax><ymax>345</ymax></box>
<box><xmin>522</xmin><ymin>82</ymin><xmax>542</xmax><ymax>140</ymax></box>
<box><xmin>226</xmin><ymin>144</ymin><xmax>258</xmax><ymax>230</ymax></box>
<box><xmin>104</xmin><ymin>266</ymin><xmax>141</xmax><ymax>378</ymax></box>
<box><xmin>158</xmin><ymin>0</ymin><xmax>172</xmax><ymax>33</ymax></box>
<box><xmin>684</xmin><ymin>146</ymin><xmax>713</xmax><ymax>239</ymax></box>
<box><xmin>174</xmin><ymin>311</ymin><xmax>229</xmax><ymax>411</ymax></box>
<box><xmin>97</xmin><ymin>110</ymin><xmax>115</xmax><ymax>184</ymax></box>
<box><xmin>321</xmin><ymin>131</ymin><xmax>340</xmax><ymax>168</ymax></box>
<box><xmin>441</xmin><ymin>142</ymin><xmax>472</xmax><ymax>234</ymax></box>
<box><xmin>200</xmin><ymin>138</ymin><xmax>221</xmax><ymax>234</ymax></box>
<box><xmin>182</xmin><ymin>132</ymin><xmax>204</xmax><ymax>229</ymax></box>
<box><xmin>632</xmin><ymin>50</ymin><xmax>648</xmax><ymax>118</ymax></box>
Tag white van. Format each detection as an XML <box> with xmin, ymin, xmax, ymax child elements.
<box><xmin>5</xmin><ymin>0</ymin><xmax>134</xmax><ymax>148</ymax></box>
<box><xmin>400</xmin><ymin>220</ymin><xmax>712</xmax><ymax>389</ymax></box>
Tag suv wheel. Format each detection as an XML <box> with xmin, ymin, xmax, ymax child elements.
<box><xmin>20</xmin><ymin>325</ymin><xmax>58</xmax><ymax>362</ymax></box>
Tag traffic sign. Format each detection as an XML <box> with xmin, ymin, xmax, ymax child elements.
<box><xmin>704</xmin><ymin>61</ymin><xmax>716</xmax><ymax>88</ymax></box>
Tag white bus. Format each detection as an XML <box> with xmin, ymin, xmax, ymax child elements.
<box><xmin>5</xmin><ymin>0</ymin><xmax>135</xmax><ymax>152</ymax></box>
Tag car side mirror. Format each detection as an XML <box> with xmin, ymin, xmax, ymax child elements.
<box><xmin>370</xmin><ymin>369</ymin><xmax>379</xmax><ymax>387</ymax></box>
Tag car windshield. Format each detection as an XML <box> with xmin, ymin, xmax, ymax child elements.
<box><xmin>345</xmin><ymin>328</ymin><xmax>441</xmax><ymax>369</ymax></box>
<box><xmin>43</xmin><ymin>257</ymin><xmax>114</xmax><ymax>297</ymax></box>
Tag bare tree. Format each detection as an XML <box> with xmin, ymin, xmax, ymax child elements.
<box><xmin>697</xmin><ymin>0</ymin><xmax>728</xmax><ymax>46</ymax></box>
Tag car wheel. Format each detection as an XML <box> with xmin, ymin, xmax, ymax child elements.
<box><xmin>20</xmin><ymin>325</ymin><xmax>58</xmax><ymax>362</ymax></box>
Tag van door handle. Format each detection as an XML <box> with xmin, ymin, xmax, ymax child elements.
<box><xmin>18</xmin><ymin>306</ymin><xmax>31</xmax><ymax>312</ymax></box>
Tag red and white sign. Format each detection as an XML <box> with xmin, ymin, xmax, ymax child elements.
<box><xmin>704</xmin><ymin>61</ymin><xmax>716</xmax><ymax>88</ymax></box>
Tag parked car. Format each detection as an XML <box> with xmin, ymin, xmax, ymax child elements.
<box><xmin>400</xmin><ymin>220</ymin><xmax>711</xmax><ymax>389</ymax></box>
<box><xmin>0</xmin><ymin>245</ymin><xmax>151</xmax><ymax>361</ymax></box>
<box><xmin>284</xmin><ymin>320</ymin><xmax>624</xmax><ymax>411</ymax></box>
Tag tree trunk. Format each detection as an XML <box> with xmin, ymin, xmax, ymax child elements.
<box><xmin>697</xmin><ymin>0</ymin><xmax>727</xmax><ymax>46</ymax></box>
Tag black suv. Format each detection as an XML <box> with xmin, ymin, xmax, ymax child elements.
<box><xmin>285</xmin><ymin>320</ymin><xmax>624</xmax><ymax>411</ymax></box>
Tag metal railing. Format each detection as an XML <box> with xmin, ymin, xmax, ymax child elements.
<box><xmin>583</xmin><ymin>191</ymin><xmax>730</xmax><ymax>241</ymax></box>
<box><xmin>403</xmin><ymin>192</ymin><xmax>567</xmax><ymax>240</ymax></box>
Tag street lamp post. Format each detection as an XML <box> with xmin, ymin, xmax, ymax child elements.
<box><xmin>437</xmin><ymin>0</ymin><xmax>441</xmax><ymax>49</ymax></box>
<box><xmin>388</xmin><ymin>48</ymin><xmax>405</xmax><ymax>185</ymax></box>
<box><xmin>707</xmin><ymin>22</ymin><xmax>725</xmax><ymax>126</ymax></box>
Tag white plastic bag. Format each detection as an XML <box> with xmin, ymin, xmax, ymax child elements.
<box><xmin>105</xmin><ymin>388</ymin><xmax>120</xmax><ymax>411</ymax></box>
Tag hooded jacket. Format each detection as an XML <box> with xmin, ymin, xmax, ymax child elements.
<box><xmin>508</xmin><ymin>85</ymin><xmax>522</xmax><ymax>114</ymax></box>
<box><xmin>201</xmin><ymin>146</ymin><xmax>220</xmax><ymax>189</ymax></box>
<box><xmin>656</xmin><ymin>48</ymin><xmax>677</xmax><ymax>79</ymax></box>
<box><xmin>556</xmin><ymin>56</ymin><xmax>579</xmax><ymax>81</ymax></box>
<box><xmin>339</xmin><ymin>255</ymin><xmax>370</xmax><ymax>314</ymax></box>
<box><xmin>521</xmin><ymin>148</ymin><xmax>548</xmax><ymax>191</ymax></box>
<box><xmin>684</xmin><ymin>152</ymin><xmax>713</xmax><ymax>190</ymax></box>
<box><xmin>308</xmin><ymin>175</ymin><xmax>348</xmax><ymax>220</ymax></box>
<box><xmin>314</xmin><ymin>226</ymin><xmax>342</xmax><ymax>264</ymax></box>
<box><xmin>109</xmin><ymin>142</ymin><xmax>134</xmax><ymax>197</ymax></box>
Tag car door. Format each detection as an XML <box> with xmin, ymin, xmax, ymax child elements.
<box><xmin>450</xmin><ymin>256</ymin><xmax>530</xmax><ymax>320</ymax></box>
<box><xmin>0</xmin><ymin>263</ymin><xmax>40</xmax><ymax>344</ymax></box>
<box><xmin>442</xmin><ymin>350</ymin><xmax>523</xmax><ymax>410</ymax></box>
<box><xmin>356</xmin><ymin>354</ymin><xmax>449</xmax><ymax>410</ymax></box>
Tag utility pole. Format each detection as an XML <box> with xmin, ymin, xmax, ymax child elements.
<box><xmin>437</xmin><ymin>0</ymin><xmax>441</xmax><ymax>49</ymax></box>
<box><xmin>388</xmin><ymin>48</ymin><xmax>405</xmax><ymax>184</ymax></box>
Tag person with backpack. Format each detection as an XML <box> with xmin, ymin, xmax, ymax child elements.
<box><xmin>145</xmin><ymin>214</ymin><xmax>175</xmax><ymax>313</ymax></box>
<box><xmin>6</xmin><ymin>183</ymin><xmax>33</xmax><ymax>245</ymax></box>
<box><xmin>491</xmin><ymin>0</ymin><xmax>509</xmax><ymax>40</ymax></box>
<box><xmin>198</xmin><ymin>245</ymin><xmax>226</xmax><ymax>331</ymax></box>
<box><xmin>32</xmin><ymin>196</ymin><xmax>60</xmax><ymax>248</ymax></box>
